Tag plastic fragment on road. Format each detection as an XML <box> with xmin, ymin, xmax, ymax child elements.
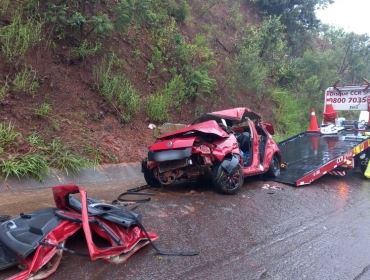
<box><xmin>148</xmin><ymin>123</ymin><xmax>156</xmax><ymax>129</ymax></box>
<box><xmin>262</xmin><ymin>184</ymin><xmax>283</xmax><ymax>190</ymax></box>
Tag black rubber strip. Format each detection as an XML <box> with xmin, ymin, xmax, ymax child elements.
<box><xmin>0</xmin><ymin>215</ymin><xmax>11</xmax><ymax>223</ymax></box>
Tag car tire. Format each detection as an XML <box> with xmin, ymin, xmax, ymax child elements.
<box><xmin>141</xmin><ymin>159</ymin><xmax>161</xmax><ymax>188</ymax></box>
<box><xmin>212</xmin><ymin>162</ymin><xmax>243</xmax><ymax>195</ymax></box>
<box><xmin>266</xmin><ymin>155</ymin><xmax>281</xmax><ymax>178</ymax></box>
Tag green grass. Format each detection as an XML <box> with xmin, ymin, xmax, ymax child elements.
<box><xmin>146</xmin><ymin>75</ymin><xmax>186</xmax><ymax>122</ymax></box>
<box><xmin>0</xmin><ymin>0</ymin><xmax>10</xmax><ymax>16</ymax></box>
<box><xmin>272</xmin><ymin>133</ymin><xmax>288</xmax><ymax>143</ymax></box>
<box><xmin>94</xmin><ymin>54</ymin><xmax>140</xmax><ymax>122</ymax></box>
<box><xmin>99</xmin><ymin>74</ymin><xmax>120</xmax><ymax>102</ymax></box>
<box><xmin>34</xmin><ymin>102</ymin><xmax>52</xmax><ymax>118</ymax></box>
<box><xmin>83</xmin><ymin>146</ymin><xmax>103</xmax><ymax>166</ymax></box>
<box><xmin>146</xmin><ymin>93</ymin><xmax>170</xmax><ymax>122</ymax></box>
<box><xmin>0</xmin><ymin>154</ymin><xmax>48</xmax><ymax>181</ymax></box>
<box><xmin>163</xmin><ymin>74</ymin><xmax>186</xmax><ymax>106</ymax></box>
<box><xmin>0</xmin><ymin>126</ymin><xmax>93</xmax><ymax>180</ymax></box>
<box><xmin>0</xmin><ymin>13</ymin><xmax>42</xmax><ymax>62</ymax></box>
<box><xmin>13</xmin><ymin>67</ymin><xmax>39</xmax><ymax>95</ymax></box>
<box><xmin>27</xmin><ymin>133</ymin><xmax>46</xmax><ymax>148</ymax></box>
<box><xmin>70</xmin><ymin>40</ymin><xmax>102</xmax><ymax>60</ymax></box>
<box><xmin>47</xmin><ymin>140</ymin><xmax>90</xmax><ymax>175</ymax></box>
<box><xmin>271</xmin><ymin>88</ymin><xmax>305</xmax><ymax>138</ymax></box>
<box><xmin>0</xmin><ymin>122</ymin><xmax>19</xmax><ymax>149</ymax></box>
<box><xmin>0</xmin><ymin>79</ymin><xmax>9</xmax><ymax>101</ymax></box>
<box><xmin>117</xmin><ymin>79</ymin><xmax>140</xmax><ymax>122</ymax></box>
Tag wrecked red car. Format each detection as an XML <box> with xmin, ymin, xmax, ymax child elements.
<box><xmin>142</xmin><ymin>107</ymin><xmax>281</xmax><ymax>194</ymax></box>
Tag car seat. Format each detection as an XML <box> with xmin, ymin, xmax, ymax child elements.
<box><xmin>237</xmin><ymin>132</ymin><xmax>251</xmax><ymax>166</ymax></box>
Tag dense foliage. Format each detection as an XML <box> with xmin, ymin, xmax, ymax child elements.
<box><xmin>252</xmin><ymin>0</ymin><xmax>333</xmax><ymax>54</ymax></box>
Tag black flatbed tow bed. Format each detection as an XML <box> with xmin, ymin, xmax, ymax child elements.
<box><xmin>274</xmin><ymin>132</ymin><xmax>370</xmax><ymax>186</ymax></box>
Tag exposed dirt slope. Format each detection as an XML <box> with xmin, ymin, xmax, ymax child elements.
<box><xmin>0</xmin><ymin>1</ymin><xmax>273</xmax><ymax>163</ymax></box>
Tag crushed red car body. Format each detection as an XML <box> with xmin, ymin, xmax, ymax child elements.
<box><xmin>0</xmin><ymin>185</ymin><xmax>158</xmax><ymax>280</ymax></box>
<box><xmin>142</xmin><ymin>107</ymin><xmax>281</xmax><ymax>194</ymax></box>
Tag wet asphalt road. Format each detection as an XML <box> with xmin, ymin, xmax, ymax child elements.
<box><xmin>1</xmin><ymin>171</ymin><xmax>370</xmax><ymax>280</ymax></box>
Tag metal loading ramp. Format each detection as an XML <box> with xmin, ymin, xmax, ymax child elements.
<box><xmin>274</xmin><ymin>132</ymin><xmax>368</xmax><ymax>186</ymax></box>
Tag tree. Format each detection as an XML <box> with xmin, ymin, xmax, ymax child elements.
<box><xmin>43</xmin><ymin>1</ymin><xmax>113</xmax><ymax>41</ymax></box>
<box><xmin>252</xmin><ymin>0</ymin><xmax>333</xmax><ymax>55</ymax></box>
<box><xmin>235</xmin><ymin>16</ymin><xmax>288</xmax><ymax>95</ymax></box>
<box><xmin>320</xmin><ymin>26</ymin><xmax>370</xmax><ymax>83</ymax></box>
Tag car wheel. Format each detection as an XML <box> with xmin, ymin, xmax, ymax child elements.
<box><xmin>267</xmin><ymin>155</ymin><xmax>281</xmax><ymax>178</ymax></box>
<box><xmin>212</xmin><ymin>162</ymin><xmax>243</xmax><ymax>195</ymax></box>
<box><xmin>141</xmin><ymin>159</ymin><xmax>161</xmax><ymax>188</ymax></box>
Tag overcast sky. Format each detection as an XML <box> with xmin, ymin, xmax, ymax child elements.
<box><xmin>316</xmin><ymin>0</ymin><xmax>370</xmax><ymax>35</ymax></box>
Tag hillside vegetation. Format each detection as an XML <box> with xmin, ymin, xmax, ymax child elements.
<box><xmin>0</xmin><ymin>0</ymin><xmax>370</xmax><ymax>179</ymax></box>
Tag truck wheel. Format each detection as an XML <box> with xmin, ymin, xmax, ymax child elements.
<box><xmin>212</xmin><ymin>162</ymin><xmax>243</xmax><ymax>195</ymax></box>
<box><xmin>141</xmin><ymin>159</ymin><xmax>161</xmax><ymax>188</ymax></box>
<box><xmin>266</xmin><ymin>155</ymin><xmax>281</xmax><ymax>178</ymax></box>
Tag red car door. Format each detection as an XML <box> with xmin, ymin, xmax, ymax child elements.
<box><xmin>242</xmin><ymin>119</ymin><xmax>262</xmax><ymax>176</ymax></box>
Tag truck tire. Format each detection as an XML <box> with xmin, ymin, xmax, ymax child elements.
<box><xmin>141</xmin><ymin>159</ymin><xmax>161</xmax><ymax>188</ymax></box>
<box><xmin>266</xmin><ymin>155</ymin><xmax>281</xmax><ymax>178</ymax></box>
<box><xmin>212</xmin><ymin>162</ymin><xmax>243</xmax><ymax>195</ymax></box>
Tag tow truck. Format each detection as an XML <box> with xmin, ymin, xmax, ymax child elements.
<box><xmin>275</xmin><ymin>82</ymin><xmax>370</xmax><ymax>186</ymax></box>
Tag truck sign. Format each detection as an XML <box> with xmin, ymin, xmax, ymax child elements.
<box><xmin>325</xmin><ymin>86</ymin><xmax>370</xmax><ymax>111</ymax></box>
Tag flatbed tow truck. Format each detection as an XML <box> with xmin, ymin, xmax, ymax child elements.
<box><xmin>275</xmin><ymin>131</ymin><xmax>369</xmax><ymax>186</ymax></box>
<box><xmin>274</xmin><ymin>82</ymin><xmax>370</xmax><ymax>186</ymax></box>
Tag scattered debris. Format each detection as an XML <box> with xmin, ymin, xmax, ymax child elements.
<box><xmin>148</xmin><ymin>123</ymin><xmax>156</xmax><ymax>130</ymax></box>
<box><xmin>262</xmin><ymin>184</ymin><xmax>284</xmax><ymax>191</ymax></box>
<box><xmin>221</xmin><ymin>207</ymin><xmax>233</xmax><ymax>212</ymax></box>
<box><xmin>184</xmin><ymin>205</ymin><xmax>196</xmax><ymax>213</ymax></box>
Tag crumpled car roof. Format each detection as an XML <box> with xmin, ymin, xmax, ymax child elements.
<box><xmin>193</xmin><ymin>107</ymin><xmax>261</xmax><ymax>125</ymax></box>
